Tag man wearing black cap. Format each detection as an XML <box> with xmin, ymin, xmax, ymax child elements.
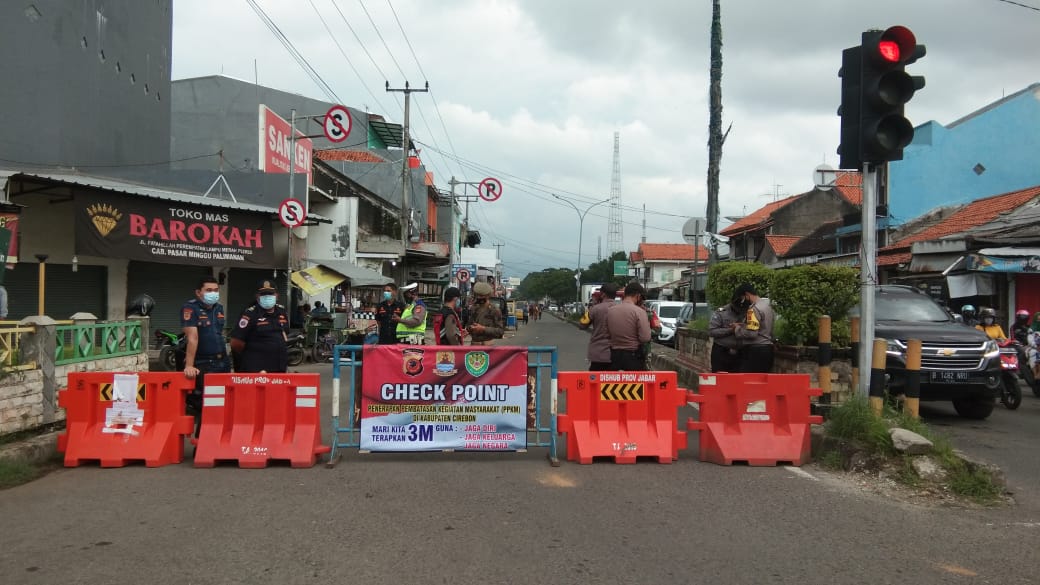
<box><xmin>732</xmin><ymin>283</ymin><xmax>775</xmax><ymax>373</ymax></box>
<box><xmin>229</xmin><ymin>280</ymin><xmax>290</xmax><ymax>372</ymax></box>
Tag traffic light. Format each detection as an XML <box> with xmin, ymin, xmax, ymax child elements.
<box><xmin>858</xmin><ymin>26</ymin><xmax>926</xmax><ymax>163</ymax></box>
<box><xmin>837</xmin><ymin>45</ymin><xmax>863</xmax><ymax>169</ymax></box>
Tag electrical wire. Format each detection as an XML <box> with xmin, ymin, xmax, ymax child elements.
<box><xmin>994</xmin><ymin>0</ymin><xmax>1040</xmax><ymax>11</ymax></box>
<box><xmin>245</xmin><ymin>0</ymin><xmax>341</xmax><ymax>104</ymax></box>
<box><xmin>307</xmin><ymin>0</ymin><xmax>390</xmax><ymax>115</ymax></box>
<box><xmin>0</xmin><ymin>151</ymin><xmax>222</xmax><ymax>169</ymax></box>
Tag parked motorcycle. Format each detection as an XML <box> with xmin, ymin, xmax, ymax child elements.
<box><xmin>155</xmin><ymin>329</ymin><xmax>185</xmax><ymax>372</ymax></box>
<box><xmin>997</xmin><ymin>338</ymin><xmax>1023</xmax><ymax>410</ymax></box>
<box><xmin>286</xmin><ymin>329</ymin><xmax>305</xmax><ymax>367</ymax></box>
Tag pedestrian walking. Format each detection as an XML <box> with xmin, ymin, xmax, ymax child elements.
<box><xmin>708</xmin><ymin>291</ymin><xmax>745</xmax><ymax>372</ymax></box>
<box><xmin>606</xmin><ymin>282</ymin><xmax>652</xmax><ymax>371</ymax></box>
<box><xmin>229</xmin><ymin>280</ymin><xmax>290</xmax><ymax>373</ymax></box>
<box><xmin>180</xmin><ymin>275</ymin><xmax>231</xmax><ymax>433</ymax></box>
<box><xmin>374</xmin><ymin>283</ymin><xmax>405</xmax><ymax>344</ymax></box>
<box><xmin>393</xmin><ymin>282</ymin><xmax>428</xmax><ymax>344</ymax></box>
<box><xmin>732</xmin><ymin>283</ymin><xmax>775</xmax><ymax>373</ymax></box>
<box><xmin>580</xmin><ymin>283</ymin><xmax>618</xmax><ymax>371</ymax></box>
<box><xmin>466</xmin><ymin>281</ymin><xmax>504</xmax><ymax>345</ymax></box>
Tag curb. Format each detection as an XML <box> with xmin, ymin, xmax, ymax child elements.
<box><xmin>0</xmin><ymin>431</ymin><xmax>60</xmax><ymax>466</ymax></box>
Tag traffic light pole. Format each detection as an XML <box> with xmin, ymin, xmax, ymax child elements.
<box><xmin>858</xmin><ymin>163</ymin><xmax>879</xmax><ymax>398</ymax></box>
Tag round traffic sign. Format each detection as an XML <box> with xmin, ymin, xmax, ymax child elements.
<box><xmin>456</xmin><ymin>268</ymin><xmax>471</xmax><ymax>283</ymax></box>
<box><xmin>478</xmin><ymin>177</ymin><xmax>503</xmax><ymax>202</ymax></box>
<box><xmin>278</xmin><ymin>198</ymin><xmax>306</xmax><ymax>228</ymax></box>
<box><xmin>682</xmin><ymin>217</ymin><xmax>706</xmax><ymax>245</ymax></box>
<box><xmin>323</xmin><ymin>105</ymin><xmax>352</xmax><ymax>143</ymax></box>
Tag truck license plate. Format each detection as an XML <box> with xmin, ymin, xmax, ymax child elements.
<box><xmin>929</xmin><ymin>371</ymin><xmax>971</xmax><ymax>383</ymax></box>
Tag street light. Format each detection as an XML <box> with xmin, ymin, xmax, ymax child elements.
<box><xmin>552</xmin><ymin>194</ymin><xmax>610</xmax><ymax>304</ymax></box>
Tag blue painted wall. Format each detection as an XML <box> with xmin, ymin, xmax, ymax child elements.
<box><xmin>889</xmin><ymin>83</ymin><xmax>1040</xmax><ymax>224</ymax></box>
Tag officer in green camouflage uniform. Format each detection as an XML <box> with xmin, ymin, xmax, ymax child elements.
<box><xmin>466</xmin><ymin>281</ymin><xmax>504</xmax><ymax>345</ymax></box>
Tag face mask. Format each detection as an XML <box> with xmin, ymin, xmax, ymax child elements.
<box><xmin>202</xmin><ymin>291</ymin><xmax>219</xmax><ymax>305</ymax></box>
<box><xmin>258</xmin><ymin>295</ymin><xmax>276</xmax><ymax>310</ymax></box>
<box><xmin>383</xmin><ymin>291</ymin><xmax>393</xmax><ymax>301</ymax></box>
<box><xmin>983</xmin><ymin>318</ymin><xmax>995</xmax><ymax>325</ymax></box>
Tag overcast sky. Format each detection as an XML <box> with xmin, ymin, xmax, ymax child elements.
<box><xmin>171</xmin><ymin>0</ymin><xmax>1039</xmax><ymax>279</ymax></box>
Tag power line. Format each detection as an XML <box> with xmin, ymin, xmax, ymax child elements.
<box><xmin>994</xmin><ymin>0</ymin><xmax>1040</xmax><ymax>11</ymax></box>
<box><xmin>0</xmin><ymin>151</ymin><xmax>222</xmax><ymax>169</ymax></box>
<box><xmin>307</xmin><ymin>0</ymin><xmax>389</xmax><ymax>114</ymax></box>
<box><xmin>245</xmin><ymin>0</ymin><xmax>341</xmax><ymax>104</ymax></box>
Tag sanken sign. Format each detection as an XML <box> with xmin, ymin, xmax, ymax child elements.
<box><xmin>258</xmin><ymin>105</ymin><xmax>312</xmax><ymax>176</ymax></box>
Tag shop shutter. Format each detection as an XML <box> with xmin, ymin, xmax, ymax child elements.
<box><xmin>126</xmin><ymin>261</ymin><xmax>212</xmax><ymax>346</ymax></box>
<box><xmin>3</xmin><ymin>262</ymin><xmax>106</xmax><ymax>321</ymax></box>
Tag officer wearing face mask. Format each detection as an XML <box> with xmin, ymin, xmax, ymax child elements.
<box><xmin>467</xmin><ymin>281</ymin><xmax>504</xmax><ymax>346</ymax></box>
<box><xmin>375</xmin><ymin>283</ymin><xmax>405</xmax><ymax>344</ymax></box>
<box><xmin>229</xmin><ymin>280</ymin><xmax>290</xmax><ymax>373</ymax></box>
<box><xmin>393</xmin><ymin>282</ymin><xmax>428</xmax><ymax>344</ymax></box>
<box><xmin>181</xmin><ymin>275</ymin><xmax>230</xmax><ymax>432</ymax></box>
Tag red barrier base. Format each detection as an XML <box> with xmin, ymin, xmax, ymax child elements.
<box><xmin>192</xmin><ymin>373</ymin><xmax>330</xmax><ymax>469</ymax></box>
<box><xmin>696</xmin><ymin>422</ymin><xmax>814</xmax><ymax>466</ymax></box>
<box><xmin>57</xmin><ymin>373</ymin><xmax>196</xmax><ymax>468</ymax></box>
<box><xmin>557</xmin><ymin>371</ymin><xmax>688</xmax><ymax>464</ymax></box>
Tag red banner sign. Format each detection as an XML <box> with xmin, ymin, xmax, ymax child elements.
<box><xmin>258</xmin><ymin>105</ymin><xmax>312</xmax><ymax>176</ymax></box>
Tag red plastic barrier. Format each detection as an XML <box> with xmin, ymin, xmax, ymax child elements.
<box><xmin>193</xmin><ymin>373</ymin><xmax>330</xmax><ymax>468</ymax></box>
<box><xmin>57</xmin><ymin>372</ymin><xmax>196</xmax><ymax>467</ymax></box>
<box><xmin>686</xmin><ymin>373</ymin><xmax>823</xmax><ymax>466</ymax></box>
<box><xmin>557</xmin><ymin>371</ymin><xmax>688</xmax><ymax>464</ymax></box>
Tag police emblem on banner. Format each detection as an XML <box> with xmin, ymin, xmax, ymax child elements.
<box><xmin>465</xmin><ymin>351</ymin><xmax>489</xmax><ymax>377</ymax></box>
<box><xmin>402</xmin><ymin>349</ymin><xmax>424</xmax><ymax>376</ymax></box>
<box><xmin>434</xmin><ymin>351</ymin><xmax>457</xmax><ymax>377</ymax></box>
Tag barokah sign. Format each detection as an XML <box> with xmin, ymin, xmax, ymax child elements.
<box><xmin>74</xmin><ymin>193</ymin><xmax>275</xmax><ymax>267</ymax></box>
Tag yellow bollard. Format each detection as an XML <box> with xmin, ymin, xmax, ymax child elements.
<box><xmin>818</xmin><ymin>315</ymin><xmax>832</xmax><ymax>404</ymax></box>
<box><xmin>905</xmin><ymin>339</ymin><xmax>922</xmax><ymax>419</ymax></box>
<box><xmin>869</xmin><ymin>338</ymin><xmax>887</xmax><ymax>416</ymax></box>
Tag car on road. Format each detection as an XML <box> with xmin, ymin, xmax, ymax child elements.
<box><xmin>851</xmin><ymin>285</ymin><xmax>1002</xmax><ymax>419</ymax></box>
<box><xmin>651</xmin><ymin>301</ymin><xmax>691</xmax><ymax>346</ymax></box>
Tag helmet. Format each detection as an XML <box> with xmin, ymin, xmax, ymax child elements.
<box><xmin>1015</xmin><ymin>309</ymin><xmax>1030</xmax><ymax>322</ymax></box>
<box><xmin>980</xmin><ymin>307</ymin><xmax>996</xmax><ymax>318</ymax></box>
<box><xmin>127</xmin><ymin>293</ymin><xmax>155</xmax><ymax>317</ymax></box>
<box><xmin>961</xmin><ymin>304</ymin><xmax>976</xmax><ymax>314</ymax></box>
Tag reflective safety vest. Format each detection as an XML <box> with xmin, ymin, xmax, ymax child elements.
<box><xmin>396</xmin><ymin>301</ymin><xmax>427</xmax><ymax>337</ymax></box>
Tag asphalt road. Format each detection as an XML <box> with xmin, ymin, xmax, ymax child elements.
<box><xmin>2</xmin><ymin>315</ymin><xmax>1039</xmax><ymax>585</ymax></box>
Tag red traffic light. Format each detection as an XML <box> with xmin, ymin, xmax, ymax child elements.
<box><xmin>872</xmin><ymin>26</ymin><xmax>917</xmax><ymax>65</ymax></box>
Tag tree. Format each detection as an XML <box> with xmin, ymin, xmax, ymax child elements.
<box><xmin>516</xmin><ymin>268</ymin><xmax>578</xmax><ymax>304</ymax></box>
<box><xmin>580</xmin><ymin>251</ymin><xmax>629</xmax><ymax>287</ymax></box>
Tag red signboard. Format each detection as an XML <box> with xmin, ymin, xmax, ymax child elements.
<box><xmin>0</xmin><ymin>212</ymin><xmax>18</xmax><ymax>268</ymax></box>
<box><xmin>258</xmin><ymin>105</ymin><xmax>312</xmax><ymax>176</ymax></box>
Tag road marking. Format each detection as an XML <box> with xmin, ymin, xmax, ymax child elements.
<box><xmin>934</xmin><ymin>563</ymin><xmax>977</xmax><ymax>577</ymax></box>
<box><xmin>784</xmin><ymin>466</ymin><xmax>818</xmax><ymax>481</ymax></box>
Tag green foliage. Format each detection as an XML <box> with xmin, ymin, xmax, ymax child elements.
<box><xmin>769</xmin><ymin>265</ymin><xmax>860</xmax><ymax>346</ymax></box>
<box><xmin>825</xmin><ymin>397</ymin><xmax>894</xmax><ymax>456</ymax></box>
<box><xmin>515</xmin><ymin>267</ymin><xmax>578</xmax><ymax>304</ymax></box>
<box><xmin>0</xmin><ymin>459</ymin><xmax>45</xmax><ymax>489</ymax></box>
<box><xmin>581</xmin><ymin>252</ymin><xmax>629</xmax><ymax>288</ymax></box>
<box><xmin>705</xmin><ymin>261</ymin><xmax>773</xmax><ymax>308</ymax></box>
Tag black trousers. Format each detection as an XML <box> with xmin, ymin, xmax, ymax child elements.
<box><xmin>740</xmin><ymin>345</ymin><xmax>775</xmax><ymax>373</ymax></box>
<box><xmin>188</xmin><ymin>355</ymin><xmax>231</xmax><ymax>437</ymax></box>
<box><xmin>710</xmin><ymin>344</ymin><xmax>742</xmax><ymax>373</ymax></box>
<box><xmin>610</xmin><ymin>348</ymin><xmax>647</xmax><ymax>371</ymax></box>
<box><xmin>589</xmin><ymin>361</ymin><xmax>613</xmax><ymax>371</ymax></box>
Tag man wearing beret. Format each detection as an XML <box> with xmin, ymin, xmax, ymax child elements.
<box><xmin>230</xmin><ymin>280</ymin><xmax>290</xmax><ymax>372</ymax></box>
<box><xmin>467</xmin><ymin>281</ymin><xmax>504</xmax><ymax>345</ymax></box>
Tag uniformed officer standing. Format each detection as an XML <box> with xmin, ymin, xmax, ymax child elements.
<box><xmin>467</xmin><ymin>281</ymin><xmax>504</xmax><ymax>346</ymax></box>
<box><xmin>393</xmin><ymin>282</ymin><xmax>428</xmax><ymax>344</ymax></box>
<box><xmin>181</xmin><ymin>276</ymin><xmax>231</xmax><ymax>425</ymax></box>
<box><xmin>229</xmin><ymin>280</ymin><xmax>290</xmax><ymax>373</ymax></box>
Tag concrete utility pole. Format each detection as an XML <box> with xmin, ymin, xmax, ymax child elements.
<box><xmin>386</xmin><ymin>81</ymin><xmax>429</xmax><ymax>250</ymax></box>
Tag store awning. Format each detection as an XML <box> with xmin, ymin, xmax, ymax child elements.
<box><xmin>303</xmin><ymin>258</ymin><xmax>392</xmax><ymax>290</ymax></box>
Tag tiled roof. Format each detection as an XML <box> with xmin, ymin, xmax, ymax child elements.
<box><xmin>765</xmin><ymin>235</ymin><xmax>801</xmax><ymax>257</ymax></box>
<box><xmin>637</xmin><ymin>242</ymin><xmax>708</xmax><ymax>261</ymax></box>
<box><xmin>882</xmin><ymin>185</ymin><xmax>1040</xmax><ymax>251</ymax></box>
<box><xmin>314</xmin><ymin>149</ymin><xmax>388</xmax><ymax>163</ymax></box>
<box><xmin>786</xmin><ymin>220</ymin><xmax>843</xmax><ymax>257</ymax></box>
<box><xmin>878</xmin><ymin>251</ymin><xmax>912</xmax><ymax>266</ymax></box>
<box><xmin>834</xmin><ymin>171</ymin><xmax>862</xmax><ymax>205</ymax></box>
<box><xmin>630</xmin><ymin>251</ymin><xmax>643</xmax><ymax>263</ymax></box>
<box><xmin>720</xmin><ymin>194</ymin><xmax>801</xmax><ymax>237</ymax></box>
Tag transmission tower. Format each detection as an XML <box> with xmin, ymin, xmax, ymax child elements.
<box><xmin>607</xmin><ymin>131</ymin><xmax>624</xmax><ymax>256</ymax></box>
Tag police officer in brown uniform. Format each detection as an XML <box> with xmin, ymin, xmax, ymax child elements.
<box><xmin>466</xmin><ymin>281</ymin><xmax>504</xmax><ymax>345</ymax></box>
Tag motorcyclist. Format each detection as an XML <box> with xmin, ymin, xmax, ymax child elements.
<box><xmin>975</xmin><ymin>307</ymin><xmax>1007</xmax><ymax>341</ymax></box>
<box><xmin>1011</xmin><ymin>309</ymin><xmax>1031</xmax><ymax>346</ymax></box>
<box><xmin>960</xmin><ymin>304</ymin><xmax>978</xmax><ymax>328</ymax></box>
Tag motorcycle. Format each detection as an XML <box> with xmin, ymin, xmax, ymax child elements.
<box><xmin>286</xmin><ymin>329</ymin><xmax>305</xmax><ymax>367</ymax></box>
<box><xmin>155</xmin><ymin>329</ymin><xmax>185</xmax><ymax>372</ymax></box>
<box><xmin>997</xmin><ymin>338</ymin><xmax>1023</xmax><ymax>410</ymax></box>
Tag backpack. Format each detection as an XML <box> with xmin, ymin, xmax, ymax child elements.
<box><xmin>433</xmin><ymin>307</ymin><xmax>460</xmax><ymax>344</ymax></box>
